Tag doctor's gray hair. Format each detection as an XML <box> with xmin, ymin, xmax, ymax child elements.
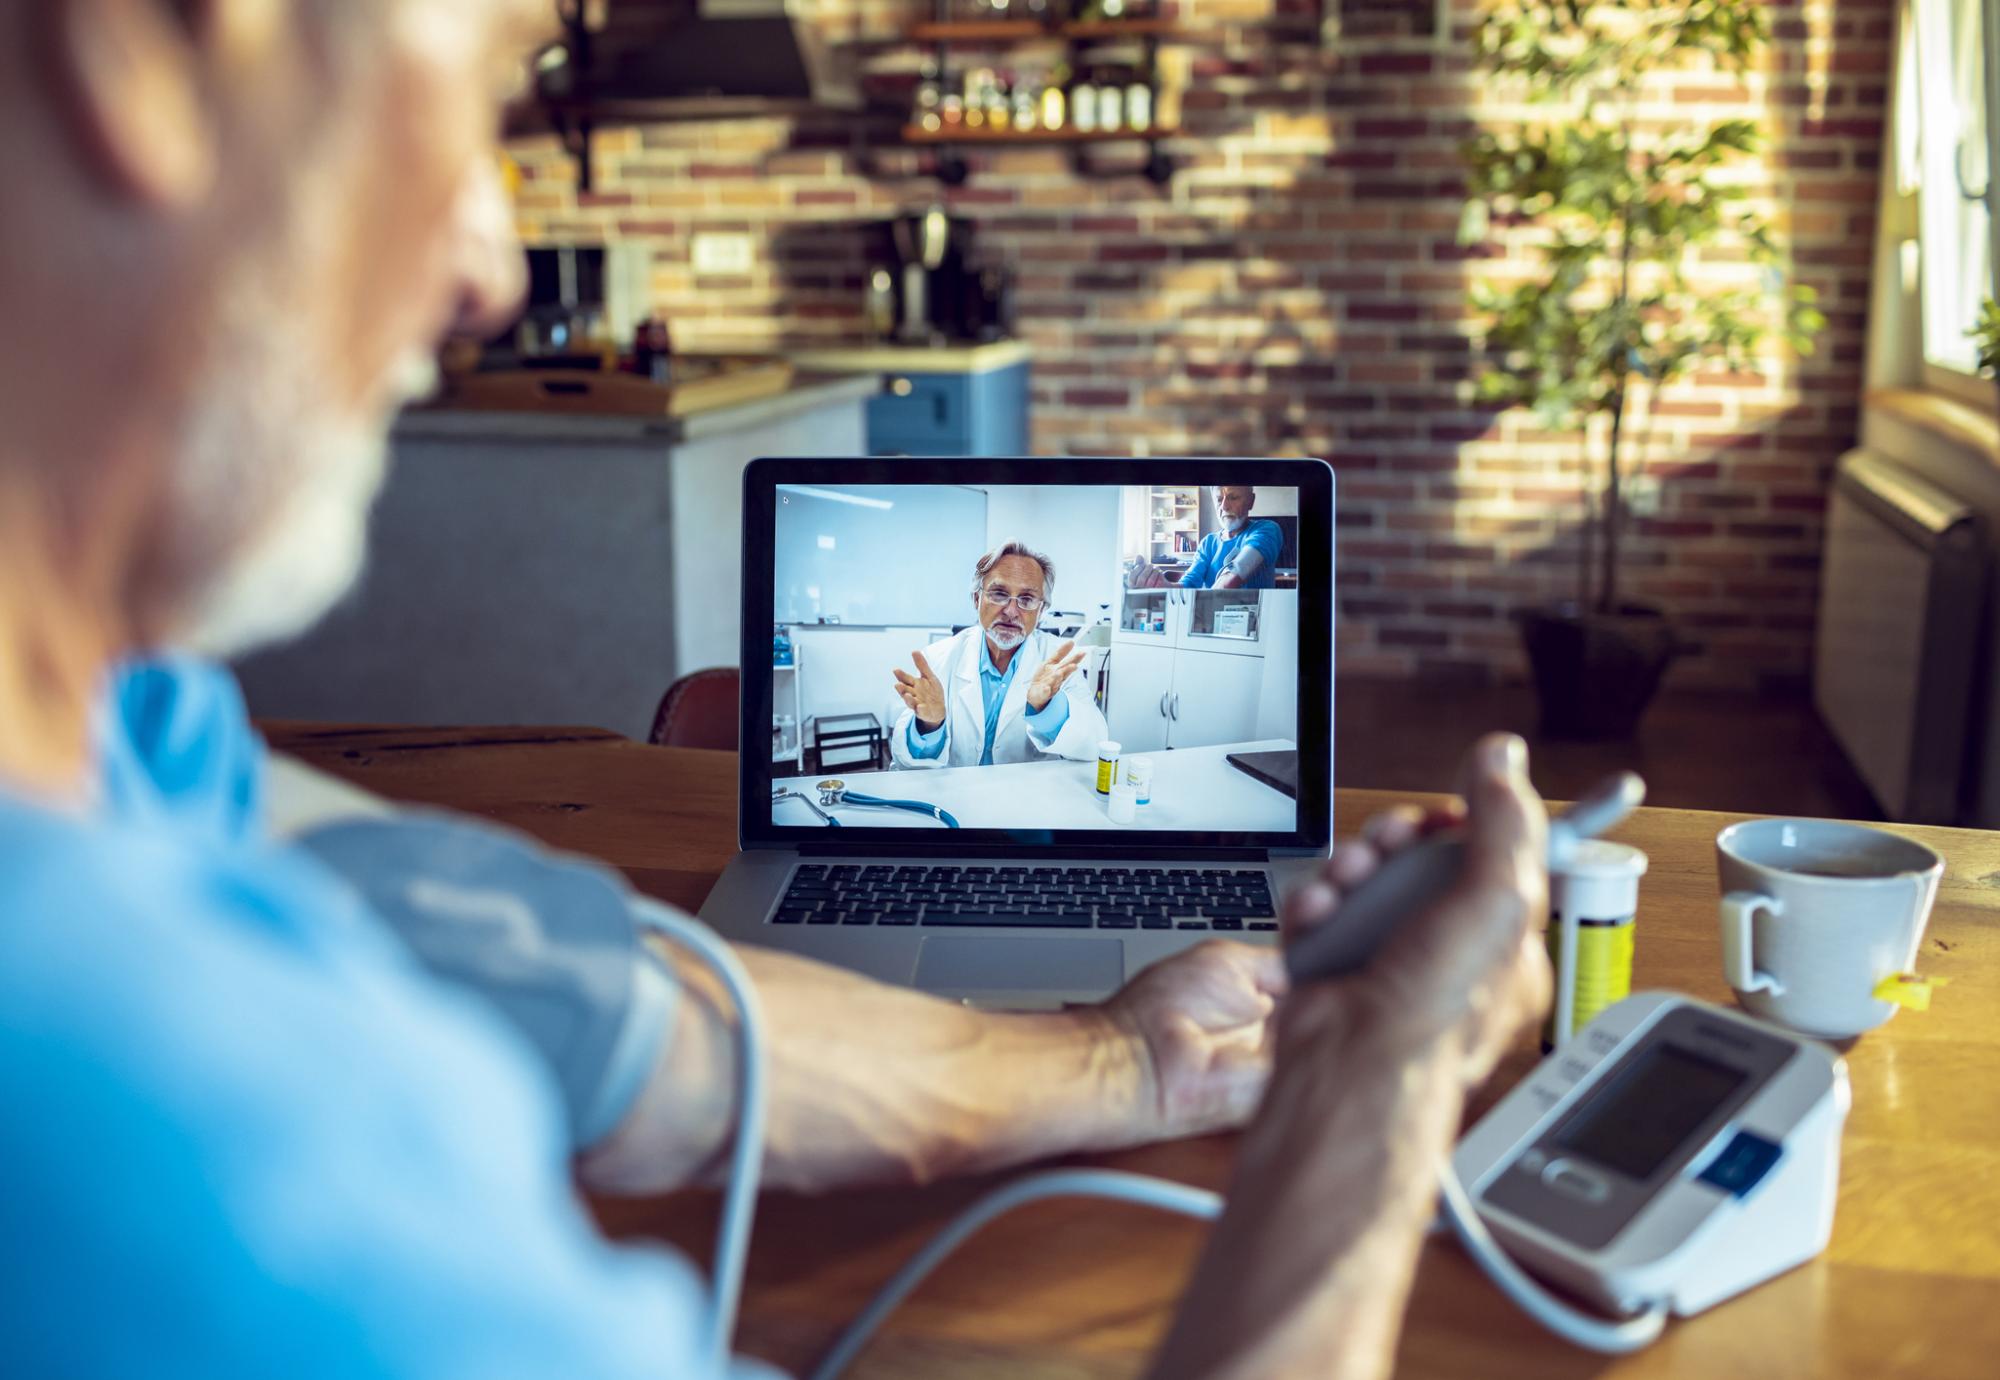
<box><xmin>970</xmin><ymin>541</ymin><xmax>1056</xmax><ymax>603</ymax></box>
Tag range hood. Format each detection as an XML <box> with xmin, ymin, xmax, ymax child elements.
<box><xmin>536</xmin><ymin>0</ymin><xmax>862</xmax><ymax>122</ymax></box>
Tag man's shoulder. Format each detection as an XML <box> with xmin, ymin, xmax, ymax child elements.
<box><xmin>0</xmin><ymin>804</ymin><xmax>292</xmax><ymax>1027</ymax></box>
<box><xmin>1248</xmin><ymin>518</ymin><xmax>1284</xmax><ymax>544</ymax></box>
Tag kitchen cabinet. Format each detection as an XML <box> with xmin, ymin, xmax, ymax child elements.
<box><xmin>230</xmin><ymin>374</ymin><xmax>875</xmax><ymax>740</ymax></box>
<box><xmin>792</xmin><ymin>343</ymin><xmax>1031</xmax><ymax>457</ymax></box>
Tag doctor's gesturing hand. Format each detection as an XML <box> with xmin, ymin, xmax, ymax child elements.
<box><xmin>1025</xmin><ymin>639</ymin><xmax>1088</xmax><ymax>711</ymax></box>
<box><xmin>893</xmin><ymin>649</ymin><xmax>949</xmax><ymax>733</ymax></box>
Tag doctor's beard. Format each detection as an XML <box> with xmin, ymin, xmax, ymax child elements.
<box><xmin>987</xmin><ymin>622</ymin><xmax>1026</xmax><ymax>652</ymax></box>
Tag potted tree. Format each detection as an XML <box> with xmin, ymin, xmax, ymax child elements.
<box><xmin>1461</xmin><ymin>0</ymin><xmax>1826</xmax><ymax>739</ymax></box>
<box><xmin>1974</xmin><ymin>297</ymin><xmax>2000</xmax><ymax>388</ymax></box>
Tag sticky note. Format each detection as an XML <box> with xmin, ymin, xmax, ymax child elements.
<box><xmin>1873</xmin><ymin>973</ymin><xmax>1950</xmax><ymax>1011</ymax></box>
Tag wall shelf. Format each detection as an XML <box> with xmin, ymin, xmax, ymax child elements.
<box><xmin>907</xmin><ymin>18</ymin><xmax>1191</xmax><ymax>43</ymax></box>
<box><xmin>903</xmin><ymin>123</ymin><xmax>1179</xmax><ymax>144</ymax></box>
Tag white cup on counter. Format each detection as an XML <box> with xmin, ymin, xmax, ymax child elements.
<box><xmin>1715</xmin><ymin>818</ymin><xmax>1945</xmax><ymax>1040</ymax></box>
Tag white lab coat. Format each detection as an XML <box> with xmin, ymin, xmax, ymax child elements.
<box><xmin>889</xmin><ymin>624</ymin><xmax>1108</xmax><ymax>769</ymax></box>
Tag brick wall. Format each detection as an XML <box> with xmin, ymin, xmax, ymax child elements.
<box><xmin>507</xmin><ymin>0</ymin><xmax>1891</xmax><ymax>692</ymax></box>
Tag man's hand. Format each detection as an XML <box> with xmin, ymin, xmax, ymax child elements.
<box><xmin>1279</xmin><ymin>733</ymin><xmax>1550</xmax><ymax>1087</ymax></box>
<box><xmin>1147</xmin><ymin>735</ymin><xmax>1551</xmax><ymax>1380</ymax></box>
<box><xmin>1024</xmin><ymin>640</ymin><xmax>1088</xmax><ymax>712</ymax></box>
<box><xmin>1098</xmin><ymin>940</ymin><xmax>1286</xmax><ymax>1144</ymax></box>
<box><xmin>892</xmin><ymin>649</ymin><xmax>947</xmax><ymax>732</ymax></box>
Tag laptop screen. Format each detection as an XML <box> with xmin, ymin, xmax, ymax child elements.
<box><xmin>743</xmin><ymin>460</ymin><xmax>1331</xmax><ymax>853</ymax></box>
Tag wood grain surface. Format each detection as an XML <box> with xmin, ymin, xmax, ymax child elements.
<box><xmin>264</xmin><ymin>723</ymin><xmax>2000</xmax><ymax>1379</ymax></box>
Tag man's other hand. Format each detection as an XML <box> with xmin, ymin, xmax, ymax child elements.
<box><xmin>1025</xmin><ymin>640</ymin><xmax>1087</xmax><ymax>711</ymax></box>
<box><xmin>892</xmin><ymin>649</ymin><xmax>947</xmax><ymax>732</ymax></box>
<box><xmin>1098</xmin><ymin>940</ymin><xmax>1287</xmax><ymax>1144</ymax></box>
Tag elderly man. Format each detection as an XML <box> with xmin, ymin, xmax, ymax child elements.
<box><xmin>889</xmin><ymin>541</ymin><xmax>1107</xmax><ymax>768</ymax></box>
<box><xmin>1180</xmin><ymin>484</ymin><xmax>1286</xmax><ymax>590</ymax></box>
<box><xmin>0</xmin><ymin>3</ymin><xmax>1551</xmax><ymax>1378</ymax></box>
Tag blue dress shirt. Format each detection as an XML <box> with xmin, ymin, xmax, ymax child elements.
<box><xmin>907</xmin><ymin>636</ymin><xmax>1070</xmax><ymax>764</ymax></box>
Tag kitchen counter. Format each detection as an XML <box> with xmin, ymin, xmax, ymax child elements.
<box><xmin>233</xmin><ymin>372</ymin><xmax>873</xmax><ymax>739</ymax></box>
<box><xmin>392</xmin><ymin>370</ymin><xmax>880</xmax><ymax>445</ymax></box>
<box><xmin>787</xmin><ymin>340</ymin><xmax>1033</xmax><ymax>375</ymax></box>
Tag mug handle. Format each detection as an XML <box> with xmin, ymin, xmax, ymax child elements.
<box><xmin>1720</xmin><ymin>892</ymin><xmax>1786</xmax><ymax>995</ymax></box>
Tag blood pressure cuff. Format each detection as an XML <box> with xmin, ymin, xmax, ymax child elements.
<box><xmin>298</xmin><ymin>814</ymin><xmax>676</xmax><ymax>1151</ymax></box>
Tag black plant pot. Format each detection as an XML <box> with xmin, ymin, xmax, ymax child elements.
<box><xmin>1516</xmin><ymin>603</ymin><xmax>1683</xmax><ymax>741</ymax></box>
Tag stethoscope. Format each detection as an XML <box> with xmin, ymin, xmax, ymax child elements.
<box><xmin>771</xmin><ymin>779</ymin><xmax>961</xmax><ymax>829</ymax></box>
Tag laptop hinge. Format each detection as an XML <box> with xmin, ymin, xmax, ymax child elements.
<box><xmin>793</xmin><ymin>842</ymin><xmax>1273</xmax><ymax>862</ymax></box>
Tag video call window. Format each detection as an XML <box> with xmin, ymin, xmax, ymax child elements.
<box><xmin>768</xmin><ymin>483</ymin><xmax>1300</xmax><ymax>834</ymax></box>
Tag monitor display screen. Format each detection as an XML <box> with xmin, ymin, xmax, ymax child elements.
<box><xmin>764</xmin><ymin>480</ymin><xmax>1302</xmax><ymax>836</ymax></box>
<box><xmin>1554</xmin><ymin>1044</ymin><xmax>1749</xmax><ymax>1182</ymax></box>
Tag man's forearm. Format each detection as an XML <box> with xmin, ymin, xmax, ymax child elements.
<box><xmin>1147</xmin><ymin>1025</ymin><xmax>1463</xmax><ymax>1380</ymax></box>
<box><xmin>580</xmin><ymin>942</ymin><xmax>1148</xmax><ymax>1196</ymax></box>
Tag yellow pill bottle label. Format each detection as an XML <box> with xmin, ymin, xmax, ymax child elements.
<box><xmin>1545</xmin><ymin>916</ymin><xmax>1634</xmax><ymax>1048</ymax></box>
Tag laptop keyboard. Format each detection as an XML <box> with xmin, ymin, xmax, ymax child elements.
<box><xmin>772</xmin><ymin>864</ymin><xmax>1281</xmax><ymax>932</ymax></box>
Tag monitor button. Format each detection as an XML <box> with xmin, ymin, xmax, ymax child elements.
<box><xmin>1540</xmin><ymin>1158</ymin><xmax>1611</xmax><ymax>1204</ymax></box>
<box><xmin>1697</xmin><ymin>1131</ymin><xmax>1784</xmax><ymax>1198</ymax></box>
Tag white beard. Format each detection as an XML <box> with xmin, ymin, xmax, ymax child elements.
<box><xmin>158</xmin><ymin>116</ymin><xmax>440</xmax><ymax>662</ymax></box>
<box><xmin>172</xmin><ymin>344</ymin><xmax>436</xmax><ymax>660</ymax></box>
<box><xmin>986</xmin><ymin>624</ymin><xmax>1026</xmax><ymax>652</ymax></box>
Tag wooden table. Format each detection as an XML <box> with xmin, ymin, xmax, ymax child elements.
<box><xmin>266</xmin><ymin>723</ymin><xmax>2000</xmax><ymax>1380</ymax></box>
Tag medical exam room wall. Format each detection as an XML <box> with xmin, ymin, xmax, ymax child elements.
<box><xmin>508</xmin><ymin>0</ymin><xmax>1890</xmax><ymax>693</ymax></box>
<box><xmin>785</xmin><ymin>484</ymin><xmax>1123</xmax><ymax>728</ymax></box>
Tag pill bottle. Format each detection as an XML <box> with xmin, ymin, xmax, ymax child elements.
<box><xmin>1095</xmin><ymin>740</ymin><xmax>1122</xmax><ymax>795</ymax></box>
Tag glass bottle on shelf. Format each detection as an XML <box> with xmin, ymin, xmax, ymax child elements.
<box><xmin>986</xmin><ymin>71</ymin><xmax>1013</xmax><ymax>130</ymax></box>
<box><xmin>1126</xmin><ymin>58</ymin><xmax>1153</xmax><ymax>131</ymax></box>
<box><xmin>1013</xmin><ymin>81</ymin><xmax>1038</xmax><ymax>131</ymax></box>
<box><xmin>1041</xmin><ymin>61</ymin><xmax>1070</xmax><ymax>129</ymax></box>
<box><xmin>1072</xmin><ymin>71</ymin><xmax>1099</xmax><ymax>132</ymax></box>
<box><xmin>914</xmin><ymin>57</ymin><xmax>942</xmax><ymax>133</ymax></box>
<box><xmin>963</xmin><ymin>67</ymin><xmax>991</xmax><ymax>128</ymax></box>
<box><xmin>1098</xmin><ymin>70</ymin><xmax>1122</xmax><ymax>130</ymax></box>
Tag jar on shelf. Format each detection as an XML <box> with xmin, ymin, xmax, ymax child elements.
<box><xmin>1072</xmin><ymin>74</ymin><xmax>1099</xmax><ymax>132</ymax></box>
<box><xmin>1013</xmin><ymin>82</ymin><xmax>1038</xmax><ymax>131</ymax></box>
<box><xmin>1127</xmin><ymin>76</ymin><xmax>1152</xmax><ymax>131</ymax></box>
<box><xmin>1098</xmin><ymin>74</ymin><xmax>1123</xmax><ymax>130</ymax></box>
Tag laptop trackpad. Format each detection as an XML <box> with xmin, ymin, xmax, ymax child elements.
<box><xmin>914</xmin><ymin>936</ymin><xmax>1124</xmax><ymax>994</ymax></box>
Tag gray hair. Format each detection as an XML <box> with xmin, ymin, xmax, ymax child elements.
<box><xmin>971</xmin><ymin>541</ymin><xmax>1055</xmax><ymax>604</ymax></box>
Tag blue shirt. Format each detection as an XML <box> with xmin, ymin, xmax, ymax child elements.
<box><xmin>907</xmin><ymin>635</ymin><xmax>1070</xmax><ymax>764</ymax></box>
<box><xmin>1180</xmin><ymin>519</ymin><xmax>1283</xmax><ymax>590</ymax></box>
<box><xmin>0</xmin><ymin>659</ymin><xmax>768</xmax><ymax>1379</ymax></box>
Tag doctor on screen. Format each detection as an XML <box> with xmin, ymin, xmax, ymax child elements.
<box><xmin>890</xmin><ymin>541</ymin><xmax>1108</xmax><ymax>768</ymax></box>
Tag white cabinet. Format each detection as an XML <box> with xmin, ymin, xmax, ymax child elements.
<box><xmin>1167</xmin><ymin>652</ymin><xmax>1266</xmax><ymax>749</ymax></box>
<box><xmin>1108</xmin><ymin>593</ymin><xmax>1293</xmax><ymax>752</ymax></box>
<box><xmin>1183</xmin><ymin>589</ymin><xmax>1272</xmax><ymax>659</ymax></box>
<box><xmin>1106</xmin><ymin>641</ymin><xmax>1176</xmax><ymax>752</ymax></box>
<box><xmin>1116</xmin><ymin>588</ymin><xmax>1275</xmax><ymax>658</ymax></box>
<box><xmin>1115</xmin><ymin>588</ymin><xmax>1175</xmax><ymax>644</ymax></box>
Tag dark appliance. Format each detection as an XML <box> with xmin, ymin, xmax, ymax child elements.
<box><xmin>874</xmin><ymin>208</ymin><xmax>1014</xmax><ymax>345</ymax></box>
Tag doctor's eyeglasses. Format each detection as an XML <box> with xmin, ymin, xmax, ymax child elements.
<box><xmin>981</xmin><ymin>586</ymin><xmax>1044</xmax><ymax>613</ymax></box>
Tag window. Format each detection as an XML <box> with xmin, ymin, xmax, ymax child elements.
<box><xmin>1908</xmin><ymin>0</ymin><xmax>1995</xmax><ymax>397</ymax></box>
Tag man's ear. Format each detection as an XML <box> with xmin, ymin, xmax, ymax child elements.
<box><xmin>45</xmin><ymin>0</ymin><xmax>218</xmax><ymax>209</ymax></box>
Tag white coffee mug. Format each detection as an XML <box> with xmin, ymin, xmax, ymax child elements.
<box><xmin>1715</xmin><ymin>818</ymin><xmax>1944</xmax><ymax>1040</ymax></box>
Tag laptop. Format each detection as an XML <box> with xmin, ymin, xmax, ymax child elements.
<box><xmin>699</xmin><ymin>457</ymin><xmax>1336</xmax><ymax>1007</ymax></box>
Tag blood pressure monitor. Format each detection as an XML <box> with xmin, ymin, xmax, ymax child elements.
<box><xmin>1455</xmin><ymin>991</ymin><xmax>1850</xmax><ymax>1319</ymax></box>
